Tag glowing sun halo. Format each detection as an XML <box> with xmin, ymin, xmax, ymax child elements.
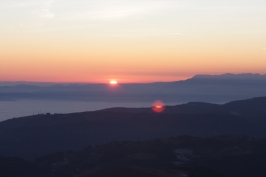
<box><xmin>109</xmin><ymin>80</ymin><xmax>118</xmax><ymax>85</ymax></box>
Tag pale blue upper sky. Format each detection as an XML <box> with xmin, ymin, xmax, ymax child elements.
<box><xmin>1</xmin><ymin>0</ymin><xmax>265</xmax><ymax>34</ymax></box>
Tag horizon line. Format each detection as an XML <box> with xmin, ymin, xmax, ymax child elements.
<box><xmin>1</xmin><ymin>72</ymin><xmax>266</xmax><ymax>84</ymax></box>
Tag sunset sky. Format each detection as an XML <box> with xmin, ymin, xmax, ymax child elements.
<box><xmin>1</xmin><ymin>0</ymin><xmax>266</xmax><ymax>83</ymax></box>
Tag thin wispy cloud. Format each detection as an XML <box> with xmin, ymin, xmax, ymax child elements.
<box><xmin>12</xmin><ymin>2</ymin><xmax>36</xmax><ymax>8</ymax></box>
<box><xmin>1</xmin><ymin>0</ymin><xmax>55</xmax><ymax>19</ymax></box>
<box><xmin>33</xmin><ymin>0</ymin><xmax>55</xmax><ymax>19</ymax></box>
<box><xmin>111</xmin><ymin>30</ymin><xmax>182</xmax><ymax>38</ymax></box>
<box><xmin>121</xmin><ymin>70</ymin><xmax>192</xmax><ymax>77</ymax></box>
<box><xmin>170</xmin><ymin>33</ymin><xmax>181</xmax><ymax>35</ymax></box>
<box><xmin>84</xmin><ymin>7</ymin><xmax>145</xmax><ymax>20</ymax></box>
<box><xmin>67</xmin><ymin>1</ymin><xmax>184</xmax><ymax>20</ymax></box>
<box><xmin>193</xmin><ymin>5</ymin><xmax>265</xmax><ymax>12</ymax></box>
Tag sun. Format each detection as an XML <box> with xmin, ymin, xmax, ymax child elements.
<box><xmin>109</xmin><ymin>80</ymin><xmax>118</xmax><ymax>85</ymax></box>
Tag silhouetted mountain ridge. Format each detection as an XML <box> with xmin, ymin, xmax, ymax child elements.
<box><xmin>192</xmin><ymin>73</ymin><xmax>266</xmax><ymax>80</ymax></box>
<box><xmin>183</xmin><ymin>73</ymin><xmax>266</xmax><ymax>85</ymax></box>
<box><xmin>101</xmin><ymin>96</ymin><xmax>266</xmax><ymax>115</ymax></box>
<box><xmin>0</xmin><ymin>97</ymin><xmax>266</xmax><ymax>160</ymax></box>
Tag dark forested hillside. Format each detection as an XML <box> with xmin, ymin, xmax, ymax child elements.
<box><xmin>1</xmin><ymin>136</ymin><xmax>266</xmax><ymax>177</ymax></box>
<box><xmin>0</xmin><ymin>97</ymin><xmax>266</xmax><ymax>160</ymax></box>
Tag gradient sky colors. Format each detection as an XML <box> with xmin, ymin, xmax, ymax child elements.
<box><xmin>1</xmin><ymin>0</ymin><xmax>266</xmax><ymax>83</ymax></box>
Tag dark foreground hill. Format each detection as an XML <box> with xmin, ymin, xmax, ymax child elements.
<box><xmin>1</xmin><ymin>97</ymin><xmax>266</xmax><ymax>160</ymax></box>
<box><xmin>1</xmin><ymin>135</ymin><xmax>266</xmax><ymax>177</ymax></box>
<box><xmin>77</xmin><ymin>167</ymin><xmax>187</xmax><ymax>177</ymax></box>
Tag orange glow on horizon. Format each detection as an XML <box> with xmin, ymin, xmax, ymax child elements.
<box><xmin>1</xmin><ymin>0</ymin><xmax>266</xmax><ymax>83</ymax></box>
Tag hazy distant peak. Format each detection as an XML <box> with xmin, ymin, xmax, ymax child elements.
<box><xmin>192</xmin><ymin>73</ymin><xmax>266</xmax><ymax>80</ymax></box>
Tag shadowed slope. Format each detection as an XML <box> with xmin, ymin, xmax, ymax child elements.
<box><xmin>0</xmin><ymin>97</ymin><xmax>266</xmax><ymax>160</ymax></box>
<box><xmin>77</xmin><ymin>166</ymin><xmax>187</xmax><ymax>177</ymax></box>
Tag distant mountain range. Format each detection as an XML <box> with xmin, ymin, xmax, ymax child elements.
<box><xmin>1</xmin><ymin>73</ymin><xmax>266</xmax><ymax>103</ymax></box>
<box><xmin>184</xmin><ymin>73</ymin><xmax>266</xmax><ymax>85</ymax></box>
<box><xmin>1</xmin><ymin>96</ymin><xmax>266</xmax><ymax>160</ymax></box>
<box><xmin>192</xmin><ymin>73</ymin><xmax>266</xmax><ymax>80</ymax></box>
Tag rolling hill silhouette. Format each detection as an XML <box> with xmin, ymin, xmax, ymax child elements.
<box><xmin>0</xmin><ymin>96</ymin><xmax>266</xmax><ymax>160</ymax></box>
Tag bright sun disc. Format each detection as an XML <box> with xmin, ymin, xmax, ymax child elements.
<box><xmin>110</xmin><ymin>80</ymin><xmax>117</xmax><ymax>85</ymax></box>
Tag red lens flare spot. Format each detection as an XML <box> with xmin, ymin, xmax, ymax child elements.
<box><xmin>152</xmin><ymin>100</ymin><xmax>165</xmax><ymax>113</ymax></box>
